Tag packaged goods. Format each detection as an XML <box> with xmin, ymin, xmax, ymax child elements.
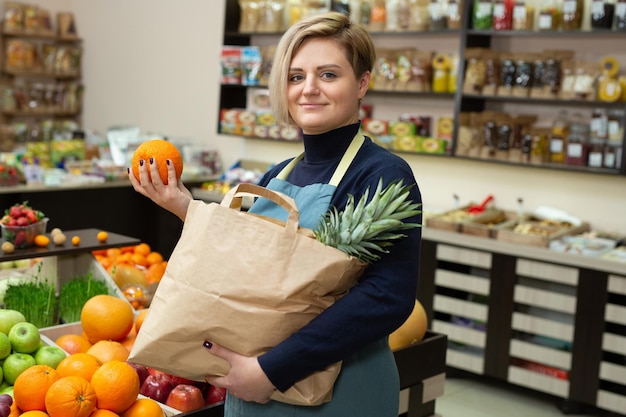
<box><xmin>616</xmin><ymin>0</ymin><xmax>626</xmax><ymax>30</ymax></box>
<box><xmin>537</xmin><ymin>0</ymin><xmax>561</xmax><ymax>30</ymax></box>
<box><xmin>428</xmin><ymin>0</ymin><xmax>447</xmax><ymax>30</ymax></box>
<box><xmin>512</xmin><ymin>0</ymin><xmax>534</xmax><ymax>29</ymax></box>
<box><xmin>562</xmin><ymin>0</ymin><xmax>583</xmax><ymax>29</ymax></box>
<box><xmin>447</xmin><ymin>0</ymin><xmax>463</xmax><ymax>28</ymax></box>
<box><xmin>493</xmin><ymin>0</ymin><xmax>514</xmax><ymax>30</ymax></box>
<box><xmin>590</xmin><ymin>0</ymin><xmax>615</xmax><ymax>29</ymax></box>
<box><xmin>473</xmin><ymin>0</ymin><xmax>494</xmax><ymax>29</ymax></box>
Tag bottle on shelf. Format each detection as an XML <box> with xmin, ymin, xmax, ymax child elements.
<box><xmin>616</xmin><ymin>0</ymin><xmax>626</xmax><ymax>30</ymax></box>
<box><xmin>493</xmin><ymin>0</ymin><xmax>514</xmax><ymax>30</ymax></box>
<box><xmin>447</xmin><ymin>0</ymin><xmax>463</xmax><ymax>29</ymax></box>
<box><xmin>550</xmin><ymin>110</ymin><xmax>570</xmax><ymax>163</ymax></box>
<box><xmin>512</xmin><ymin>0</ymin><xmax>534</xmax><ymax>30</ymax></box>
<box><xmin>565</xmin><ymin>114</ymin><xmax>589</xmax><ymax>166</ymax></box>
<box><xmin>590</xmin><ymin>0</ymin><xmax>616</xmax><ymax>29</ymax></box>
<box><xmin>472</xmin><ymin>0</ymin><xmax>494</xmax><ymax>29</ymax></box>
<box><xmin>537</xmin><ymin>0</ymin><xmax>562</xmax><ymax>31</ymax></box>
<box><xmin>562</xmin><ymin>0</ymin><xmax>583</xmax><ymax>30</ymax></box>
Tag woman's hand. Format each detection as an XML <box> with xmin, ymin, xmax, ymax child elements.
<box><xmin>203</xmin><ymin>341</ymin><xmax>276</xmax><ymax>404</ymax></box>
<box><xmin>128</xmin><ymin>157</ymin><xmax>193</xmax><ymax>220</ymax></box>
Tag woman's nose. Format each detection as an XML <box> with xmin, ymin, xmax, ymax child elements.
<box><xmin>302</xmin><ymin>78</ymin><xmax>319</xmax><ymax>96</ymax></box>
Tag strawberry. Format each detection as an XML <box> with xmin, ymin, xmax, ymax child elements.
<box><xmin>14</xmin><ymin>231</ymin><xmax>26</xmax><ymax>247</ymax></box>
<box><xmin>25</xmin><ymin>210</ymin><xmax>38</xmax><ymax>224</ymax></box>
<box><xmin>8</xmin><ymin>206</ymin><xmax>21</xmax><ymax>218</ymax></box>
<box><xmin>16</xmin><ymin>216</ymin><xmax>29</xmax><ymax>226</ymax></box>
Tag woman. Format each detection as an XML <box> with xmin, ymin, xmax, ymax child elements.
<box><xmin>129</xmin><ymin>12</ymin><xmax>422</xmax><ymax>416</ymax></box>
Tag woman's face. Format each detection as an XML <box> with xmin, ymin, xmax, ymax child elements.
<box><xmin>287</xmin><ymin>37</ymin><xmax>369</xmax><ymax>135</ymax></box>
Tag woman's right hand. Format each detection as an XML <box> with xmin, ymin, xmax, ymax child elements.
<box><xmin>129</xmin><ymin>157</ymin><xmax>193</xmax><ymax>221</ymax></box>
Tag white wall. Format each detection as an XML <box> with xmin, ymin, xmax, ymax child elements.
<box><xmin>42</xmin><ymin>0</ymin><xmax>626</xmax><ymax>233</ymax></box>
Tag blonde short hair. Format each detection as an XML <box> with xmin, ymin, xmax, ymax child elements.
<box><xmin>269</xmin><ymin>12</ymin><xmax>376</xmax><ymax>126</ymax></box>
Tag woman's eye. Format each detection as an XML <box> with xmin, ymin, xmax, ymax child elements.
<box><xmin>321</xmin><ymin>72</ymin><xmax>336</xmax><ymax>80</ymax></box>
<box><xmin>289</xmin><ymin>74</ymin><xmax>304</xmax><ymax>82</ymax></box>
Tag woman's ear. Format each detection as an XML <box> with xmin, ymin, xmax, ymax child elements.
<box><xmin>358</xmin><ymin>71</ymin><xmax>371</xmax><ymax>98</ymax></box>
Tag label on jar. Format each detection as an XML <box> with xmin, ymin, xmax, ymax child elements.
<box><xmin>567</xmin><ymin>142</ymin><xmax>583</xmax><ymax>158</ymax></box>
<box><xmin>513</xmin><ymin>4</ymin><xmax>527</xmax><ymax>19</ymax></box>
<box><xmin>617</xmin><ymin>2</ymin><xmax>626</xmax><ymax>17</ymax></box>
<box><xmin>550</xmin><ymin>137</ymin><xmax>564</xmax><ymax>153</ymax></box>
<box><xmin>604</xmin><ymin>149</ymin><xmax>616</xmax><ymax>168</ymax></box>
<box><xmin>494</xmin><ymin>3</ymin><xmax>506</xmax><ymax>18</ymax></box>
<box><xmin>538</xmin><ymin>12</ymin><xmax>553</xmax><ymax>29</ymax></box>
<box><xmin>588</xmin><ymin>151</ymin><xmax>603</xmax><ymax>167</ymax></box>
<box><xmin>563</xmin><ymin>0</ymin><xmax>578</xmax><ymax>13</ymax></box>
<box><xmin>448</xmin><ymin>3</ymin><xmax>460</xmax><ymax>17</ymax></box>
<box><xmin>591</xmin><ymin>0</ymin><xmax>605</xmax><ymax>16</ymax></box>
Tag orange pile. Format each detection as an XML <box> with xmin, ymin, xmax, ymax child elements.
<box><xmin>80</xmin><ymin>294</ymin><xmax>135</xmax><ymax>344</ymax></box>
<box><xmin>131</xmin><ymin>139</ymin><xmax>183</xmax><ymax>185</ymax></box>
<box><xmin>93</xmin><ymin>242</ymin><xmax>168</xmax><ymax>287</ymax></box>
<box><xmin>11</xmin><ymin>357</ymin><xmax>156</xmax><ymax>417</ymax></box>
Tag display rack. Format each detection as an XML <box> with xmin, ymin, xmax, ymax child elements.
<box><xmin>219</xmin><ymin>0</ymin><xmax>626</xmax><ymax>176</ymax></box>
<box><xmin>418</xmin><ymin>227</ymin><xmax>626</xmax><ymax>416</ymax></box>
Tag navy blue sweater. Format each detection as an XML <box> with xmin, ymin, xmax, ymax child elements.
<box><xmin>256</xmin><ymin>123</ymin><xmax>423</xmax><ymax>392</ymax></box>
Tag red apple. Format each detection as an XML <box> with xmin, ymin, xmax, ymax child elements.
<box><xmin>128</xmin><ymin>362</ymin><xmax>150</xmax><ymax>386</ymax></box>
<box><xmin>168</xmin><ymin>373</ymin><xmax>199</xmax><ymax>386</ymax></box>
<box><xmin>140</xmin><ymin>372</ymin><xmax>176</xmax><ymax>403</ymax></box>
<box><xmin>205</xmin><ymin>385</ymin><xmax>227</xmax><ymax>405</ymax></box>
<box><xmin>166</xmin><ymin>384</ymin><xmax>205</xmax><ymax>412</ymax></box>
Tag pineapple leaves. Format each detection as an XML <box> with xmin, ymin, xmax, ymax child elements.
<box><xmin>314</xmin><ymin>178</ymin><xmax>421</xmax><ymax>264</ymax></box>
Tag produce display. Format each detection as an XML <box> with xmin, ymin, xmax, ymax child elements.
<box><xmin>0</xmin><ymin>202</ymin><xmax>47</xmax><ymax>250</ymax></box>
<box><xmin>0</xmin><ymin>292</ymin><xmax>225</xmax><ymax>416</ymax></box>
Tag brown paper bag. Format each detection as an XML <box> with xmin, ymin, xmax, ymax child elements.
<box><xmin>129</xmin><ymin>183</ymin><xmax>366</xmax><ymax>406</ymax></box>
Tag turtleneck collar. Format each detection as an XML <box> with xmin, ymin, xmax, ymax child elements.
<box><xmin>301</xmin><ymin>123</ymin><xmax>361</xmax><ymax>164</ymax></box>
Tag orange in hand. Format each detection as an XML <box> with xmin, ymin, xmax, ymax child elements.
<box><xmin>131</xmin><ymin>139</ymin><xmax>183</xmax><ymax>184</ymax></box>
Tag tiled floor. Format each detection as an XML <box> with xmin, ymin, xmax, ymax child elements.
<box><xmin>434</xmin><ymin>374</ymin><xmax>614</xmax><ymax>417</ymax></box>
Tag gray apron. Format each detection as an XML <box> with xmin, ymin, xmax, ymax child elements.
<box><xmin>226</xmin><ymin>134</ymin><xmax>400</xmax><ymax>417</ymax></box>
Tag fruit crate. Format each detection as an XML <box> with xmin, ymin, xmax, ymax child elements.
<box><xmin>174</xmin><ymin>331</ymin><xmax>447</xmax><ymax>417</ymax></box>
<box><xmin>460</xmin><ymin>210</ymin><xmax>519</xmax><ymax>239</ymax></box>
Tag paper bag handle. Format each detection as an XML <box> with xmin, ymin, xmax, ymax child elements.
<box><xmin>221</xmin><ymin>183</ymin><xmax>300</xmax><ymax>232</ymax></box>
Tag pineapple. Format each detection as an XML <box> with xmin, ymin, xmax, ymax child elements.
<box><xmin>314</xmin><ymin>178</ymin><xmax>421</xmax><ymax>263</ymax></box>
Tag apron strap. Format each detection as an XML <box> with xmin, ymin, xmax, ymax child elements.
<box><xmin>275</xmin><ymin>132</ymin><xmax>366</xmax><ymax>186</ymax></box>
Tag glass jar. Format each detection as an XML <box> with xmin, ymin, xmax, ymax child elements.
<box><xmin>616</xmin><ymin>0</ymin><xmax>626</xmax><ymax>30</ymax></box>
<box><xmin>590</xmin><ymin>108</ymin><xmax>609</xmax><ymax>139</ymax></box>
<box><xmin>588</xmin><ymin>138</ymin><xmax>605</xmax><ymax>167</ymax></box>
<box><xmin>473</xmin><ymin>0</ymin><xmax>494</xmax><ymax>29</ymax></box>
<box><xmin>408</xmin><ymin>0</ymin><xmax>430</xmax><ymax>30</ymax></box>
<box><xmin>562</xmin><ymin>0</ymin><xmax>583</xmax><ymax>29</ymax></box>
<box><xmin>565</xmin><ymin>120</ymin><xmax>589</xmax><ymax>166</ymax></box>
<box><xmin>447</xmin><ymin>0</ymin><xmax>463</xmax><ymax>29</ymax></box>
<box><xmin>513</xmin><ymin>0</ymin><xmax>534</xmax><ymax>29</ymax></box>
<box><xmin>538</xmin><ymin>0</ymin><xmax>561</xmax><ymax>31</ymax></box>
<box><xmin>590</xmin><ymin>0</ymin><xmax>615</xmax><ymax>29</ymax></box>
<box><xmin>428</xmin><ymin>0</ymin><xmax>448</xmax><ymax>30</ymax></box>
<box><xmin>493</xmin><ymin>0</ymin><xmax>514</xmax><ymax>30</ymax></box>
<box><xmin>550</xmin><ymin>110</ymin><xmax>570</xmax><ymax>163</ymax></box>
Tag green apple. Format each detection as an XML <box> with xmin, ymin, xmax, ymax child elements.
<box><xmin>0</xmin><ymin>385</ymin><xmax>13</xmax><ymax>399</ymax></box>
<box><xmin>34</xmin><ymin>345</ymin><xmax>67</xmax><ymax>369</ymax></box>
<box><xmin>0</xmin><ymin>309</ymin><xmax>26</xmax><ymax>335</ymax></box>
<box><xmin>8</xmin><ymin>322</ymin><xmax>40</xmax><ymax>354</ymax></box>
<box><xmin>2</xmin><ymin>352</ymin><xmax>35</xmax><ymax>385</ymax></box>
<box><xmin>0</xmin><ymin>261</ymin><xmax>15</xmax><ymax>270</ymax></box>
<box><xmin>0</xmin><ymin>333</ymin><xmax>10</xmax><ymax>360</ymax></box>
<box><xmin>13</xmin><ymin>259</ymin><xmax>30</xmax><ymax>269</ymax></box>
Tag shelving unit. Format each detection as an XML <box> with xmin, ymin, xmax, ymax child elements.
<box><xmin>219</xmin><ymin>0</ymin><xmax>626</xmax><ymax>176</ymax></box>
<box><xmin>419</xmin><ymin>227</ymin><xmax>626</xmax><ymax>416</ymax></box>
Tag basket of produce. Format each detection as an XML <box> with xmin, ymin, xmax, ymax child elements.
<box><xmin>460</xmin><ymin>210</ymin><xmax>519</xmax><ymax>238</ymax></box>
<box><xmin>0</xmin><ymin>202</ymin><xmax>48</xmax><ymax>249</ymax></box>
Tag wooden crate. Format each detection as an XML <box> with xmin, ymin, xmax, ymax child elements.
<box><xmin>426</xmin><ymin>205</ymin><xmax>478</xmax><ymax>232</ymax></box>
<box><xmin>496</xmin><ymin>219</ymin><xmax>591</xmax><ymax>248</ymax></box>
<box><xmin>461</xmin><ymin>210</ymin><xmax>519</xmax><ymax>239</ymax></box>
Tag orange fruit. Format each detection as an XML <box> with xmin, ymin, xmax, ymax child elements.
<box><xmin>134</xmin><ymin>309</ymin><xmax>149</xmax><ymax>334</ymax></box>
<box><xmin>81</xmin><ymin>294</ymin><xmax>135</xmax><ymax>343</ymax></box>
<box><xmin>45</xmin><ymin>375</ymin><xmax>97</xmax><ymax>417</ymax></box>
<box><xmin>72</xmin><ymin>236</ymin><xmax>81</xmax><ymax>246</ymax></box>
<box><xmin>145</xmin><ymin>261</ymin><xmax>167</xmax><ymax>284</ymax></box>
<box><xmin>8</xmin><ymin>402</ymin><xmax>21</xmax><ymax>417</ymax></box>
<box><xmin>34</xmin><ymin>234</ymin><xmax>50</xmax><ymax>247</ymax></box>
<box><xmin>133</xmin><ymin>243</ymin><xmax>151</xmax><ymax>257</ymax></box>
<box><xmin>120</xmin><ymin>333</ymin><xmax>136</xmax><ymax>352</ymax></box>
<box><xmin>145</xmin><ymin>251</ymin><xmax>163</xmax><ymax>266</ymax></box>
<box><xmin>19</xmin><ymin>411</ymin><xmax>49</xmax><ymax>417</ymax></box>
<box><xmin>55</xmin><ymin>353</ymin><xmax>102</xmax><ymax>382</ymax></box>
<box><xmin>14</xmin><ymin>364</ymin><xmax>59</xmax><ymax>411</ymax></box>
<box><xmin>122</xmin><ymin>398</ymin><xmax>164</xmax><ymax>417</ymax></box>
<box><xmin>130</xmin><ymin>253</ymin><xmax>148</xmax><ymax>268</ymax></box>
<box><xmin>91</xmin><ymin>361</ymin><xmax>140</xmax><ymax>414</ymax></box>
<box><xmin>131</xmin><ymin>139</ymin><xmax>183</xmax><ymax>185</ymax></box>
<box><xmin>55</xmin><ymin>334</ymin><xmax>92</xmax><ymax>355</ymax></box>
<box><xmin>87</xmin><ymin>340</ymin><xmax>130</xmax><ymax>363</ymax></box>
<box><xmin>97</xmin><ymin>231</ymin><xmax>109</xmax><ymax>243</ymax></box>
<box><xmin>91</xmin><ymin>410</ymin><xmax>120</xmax><ymax>417</ymax></box>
